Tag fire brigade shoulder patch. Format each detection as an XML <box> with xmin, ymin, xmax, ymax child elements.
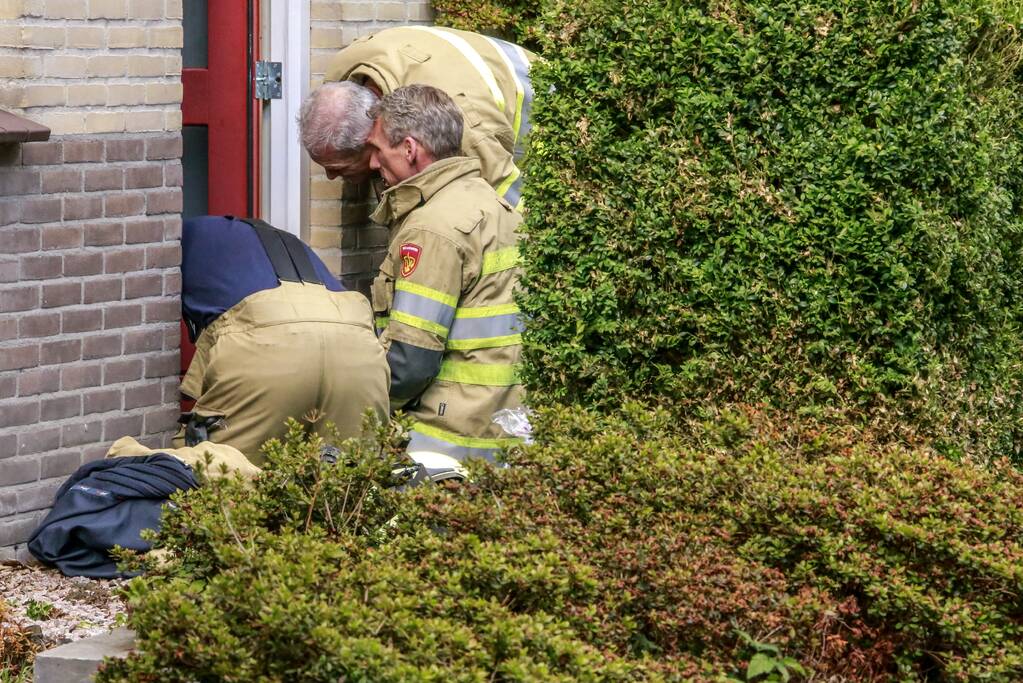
<box><xmin>399</xmin><ymin>243</ymin><xmax>422</xmax><ymax>278</ymax></box>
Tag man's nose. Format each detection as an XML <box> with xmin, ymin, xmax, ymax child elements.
<box><xmin>368</xmin><ymin>154</ymin><xmax>380</xmax><ymax>171</ymax></box>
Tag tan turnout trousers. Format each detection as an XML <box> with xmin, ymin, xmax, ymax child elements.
<box><xmin>174</xmin><ymin>281</ymin><xmax>390</xmax><ymax>464</ymax></box>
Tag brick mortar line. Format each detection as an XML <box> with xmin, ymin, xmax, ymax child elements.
<box><xmin>0</xmin><ymin>337</ymin><xmax>180</xmax><ymax>352</ymax></box>
<box><xmin>15</xmin><ymin>131</ymin><xmax>182</xmax><ymax>139</ymax></box>
<box><xmin>0</xmin><ymin>211</ymin><xmax>185</xmax><ymax>229</ymax></box>
<box><xmin>0</xmin><ymin>272</ymin><xmax>181</xmax><ymax>288</ymax></box>
<box><xmin>0</xmin><ymin>184</ymin><xmax>180</xmax><ymax>195</ymax></box>
<box><xmin>0</xmin><ymin>312</ymin><xmax>181</xmax><ymax>331</ymax></box>
<box><xmin>0</xmin><ymin>47</ymin><xmax>182</xmax><ymax>56</ymax></box>
<box><xmin>17</xmin><ymin>106</ymin><xmax>181</xmax><ymax>114</ymax></box>
<box><xmin>0</xmin><ymin>404</ymin><xmax>179</xmax><ymax>439</ymax></box>
<box><xmin>13</xmin><ymin>160</ymin><xmax>181</xmax><ymax>169</ymax></box>
<box><xmin>13</xmin><ymin>19</ymin><xmax>182</xmax><ymax>26</ymax></box>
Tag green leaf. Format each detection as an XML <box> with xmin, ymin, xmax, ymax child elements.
<box><xmin>747</xmin><ymin>653</ymin><xmax>777</xmax><ymax>680</ymax></box>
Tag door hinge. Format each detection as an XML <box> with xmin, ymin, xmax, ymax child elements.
<box><xmin>254</xmin><ymin>61</ymin><xmax>282</xmax><ymax>99</ymax></box>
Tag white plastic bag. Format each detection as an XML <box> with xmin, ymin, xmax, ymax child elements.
<box><xmin>491</xmin><ymin>407</ymin><xmax>534</xmax><ymax>444</ymax></box>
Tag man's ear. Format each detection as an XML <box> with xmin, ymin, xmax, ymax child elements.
<box><xmin>403</xmin><ymin>137</ymin><xmax>418</xmax><ymax>164</ymax></box>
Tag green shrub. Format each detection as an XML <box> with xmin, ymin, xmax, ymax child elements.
<box><xmin>519</xmin><ymin>0</ymin><xmax>1023</xmax><ymax>459</ymax></box>
<box><xmin>431</xmin><ymin>0</ymin><xmax>543</xmax><ymax>48</ymax></box>
<box><xmin>97</xmin><ymin>409</ymin><xmax>1023</xmax><ymax>681</ymax></box>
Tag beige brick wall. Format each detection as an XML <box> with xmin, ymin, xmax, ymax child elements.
<box><xmin>0</xmin><ymin>0</ymin><xmax>182</xmax><ymax>134</ymax></box>
<box><xmin>308</xmin><ymin>0</ymin><xmax>433</xmax><ymax>293</ymax></box>
<box><xmin>0</xmin><ymin>0</ymin><xmax>182</xmax><ymax>560</ymax></box>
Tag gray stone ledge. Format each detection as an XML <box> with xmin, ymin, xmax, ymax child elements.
<box><xmin>34</xmin><ymin>628</ymin><xmax>135</xmax><ymax>683</ymax></box>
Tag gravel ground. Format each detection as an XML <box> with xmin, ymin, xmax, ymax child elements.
<box><xmin>0</xmin><ymin>560</ymin><xmax>127</xmax><ymax>649</ymax></box>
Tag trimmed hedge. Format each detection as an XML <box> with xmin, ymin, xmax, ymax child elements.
<box><xmin>97</xmin><ymin>410</ymin><xmax>1023</xmax><ymax>681</ymax></box>
<box><xmin>431</xmin><ymin>0</ymin><xmax>542</xmax><ymax>47</ymax></box>
<box><xmin>519</xmin><ymin>0</ymin><xmax>1023</xmax><ymax>459</ymax></box>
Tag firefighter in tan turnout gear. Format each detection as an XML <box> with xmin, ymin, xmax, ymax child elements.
<box><xmin>366</xmin><ymin>85</ymin><xmax>524</xmax><ymax>476</ymax></box>
<box><xmin>298</xmin><ymin>25</ymin><xmax>536</xmax><ymax>208</ymax></box>
<box><xmin>175</xmin><ymin>216</ymin><xmax>390</xmax><ymax>464</ymax></box>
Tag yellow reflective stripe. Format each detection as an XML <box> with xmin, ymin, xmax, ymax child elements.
<box><xmin>515</xmin><ymin>197</ymin><xmax>525</xmax><ymax>212</ymax></box>
<box><xmin>481</xmin><ymin>247</ymin><xmax>522</xmax><ymax>276</ymax></box>
<box><xmin>484</xmin><ymin>36</ymin><xmax>525</xmax><ymax>145</ymax></box>
<box><xmin>495</xmin><ymin>165</ymin><xmax>521</xmax><ymax>200</ymax></box>
<box><xmin>436</xmin><ymin>361</ymin><xmax>520</xmax><ymax>386</ymax></box>
<box><xmin>411</xmin><ymin>421</ymin><xmax>520</xmax><ymax>450</ymax></box>
<box><xmin>375</xmin><ymin>315</ymin><xmax>389</xmax><ymax>329</ymax></box>
<box><xmin>455</xmin><ymin>303</ymin><xmax>519</xmax><ymax>319</ymax></box>
<box><xmin>409</xmin><ymin>27</ymin><xmax>505</xmax><ymax>112</ymax></box>
<box><xmin>391</xmin><ymin>310</ymin><xmax>449</xmax><ymax>338</ymax></box>
<box><xmin>446</xmin><ymin>333</ymin><xmax>522</xmax><ymax>351</ymax></box>
<box><xmin>395</xmin><ymin>280</ymin><xmax>458</xmax><ymax>307</ymax></box>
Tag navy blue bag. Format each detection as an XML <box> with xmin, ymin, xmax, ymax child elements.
<box><xmin>28</xmin><ymin>454</ymin><xmax>198</xmax><ymax>578</ymax></box>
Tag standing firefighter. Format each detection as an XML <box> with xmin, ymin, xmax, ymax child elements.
<box><xmin>300</xmin><ymin>26</ymin><xmax>536</xmax><ymax>208</ymax></box>
<box><xmin>367</xmin><ymin>85</ymin><xmax>524</xmax><ymax>476</ymax></box>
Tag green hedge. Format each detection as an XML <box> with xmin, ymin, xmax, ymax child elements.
<box><xmin>519</xmin><ymin>0</ymin><xmax>1023</xmax><ymax>459</ymax></box>
<box><xmin>97</xmin><ymin>411</ymin><xmax>1023</xmax><ymax>681</ymax></box>
<box><xmin>430</xmin><ymin>0</ymin><xmax>542</xmax><ymax>47</ymax></box>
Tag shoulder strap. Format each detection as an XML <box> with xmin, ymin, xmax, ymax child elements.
<box><xmin>239</xmin><ymin>218</ymin><xmax>322</xmax><ymax>286</ymax></box>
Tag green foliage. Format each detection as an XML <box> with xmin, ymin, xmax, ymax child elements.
<box><xmin>430</xmin><ymin>0</ymin><xmax>543</xmax><ymax>48</ymax></box>
<box><xmin>519</xmin><ymin>0</ymin><xmax>1023</xmax><ymax>459</ymax></box>
<box><xmin>23</xmin><ymin>601</ymin><xmax>53</xmax><ymax>621</ymax></box>
<box><xmin>97</xmin><ymin>408</ymin><xmax>1023</xmax><ymax>681</ymax></box>
<box><xmin>734</xmin><ymin>628</ymin><xmax>806</xmax><ymax>682</ymax></box>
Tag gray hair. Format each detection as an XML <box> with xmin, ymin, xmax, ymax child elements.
<box><xmin>368</xmin><ymin>84</ymin><xmax>464</xmax><ymax>160</ymax></box>
<box><xmin>298</xmin><ymin>81</ymin><xmax>378</xmax><ymax>156</ymax></box>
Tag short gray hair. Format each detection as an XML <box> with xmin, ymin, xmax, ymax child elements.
<box><xmin>368</xmin><ymin>84</ymin><xmax>464</xmax><ymax>160</ymax></box>
<box><xmin>298</xmin><ymin>81</ymin><xmax>378</xmax><ymax>156</ymax></box>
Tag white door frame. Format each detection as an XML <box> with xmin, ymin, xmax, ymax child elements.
<box><xmin>261</xmin><ymin>0</ymin><xmax>309</xmax><ymax>237</ymax></box>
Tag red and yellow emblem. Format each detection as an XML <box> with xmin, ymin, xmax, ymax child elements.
<box><xmin>399</xmin><ymin>243</ymin><xmax>422</xmax><ymax>278</ymax></box>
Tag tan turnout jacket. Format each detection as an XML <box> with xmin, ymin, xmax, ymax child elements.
<box><xmin>327</xmin><ymin>26</ymin><xmax>536</xmax><ymax>207</ymax></box>
<box><xmin>371</xmin><ymin>157</ymin><xmax>524</xmax><ymax>461</ymax></box>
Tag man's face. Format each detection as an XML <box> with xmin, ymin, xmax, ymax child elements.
<box><xmin>309</xmin><ymin>145</ymin><xmax>372</xmax><ymax>184</ymax></box>
<box><xmin>366</xmin><ymin>118</ymin><xmax>417</xmax><ymax>188</ymax></box>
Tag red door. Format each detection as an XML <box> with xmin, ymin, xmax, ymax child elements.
<box><xmin>180</xmin><ymin>0</ymin><xmax>260</xmax><ymax>408</ymax></box>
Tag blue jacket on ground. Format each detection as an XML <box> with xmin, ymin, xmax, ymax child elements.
<box><xmin>28</xmin><ymin>455</ymin><xmax>198</xmax><ymax>578</ymax></box>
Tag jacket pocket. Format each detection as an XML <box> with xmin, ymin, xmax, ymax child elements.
<box><xmin>371</xmin><ymin>258</ymin><xmax>396</xmax><ymax>328</ymax></box>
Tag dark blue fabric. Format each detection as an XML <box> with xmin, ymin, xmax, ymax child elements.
<box><xmin>182</xmin><ymin>215</ymin><xmax>343</xmax><ymax>337</ymax></box>
<box><xmin>387</xmin><ymin>339</ymin><xmax>443</xmax><ymax>406</ymax></box>
<box><xmin>28</xmin><ymin>455</ymin><xmax>199</xmax><ymax>578</ymax></box>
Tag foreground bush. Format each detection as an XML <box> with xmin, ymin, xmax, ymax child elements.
<box><xmin>519</xmin><ymin>0</ymin><xmax>1023</xmax><ymax>459</ymax></box>
<box><xmin>97</xmin><ymin>409</ymin><xmax>1023</xmax><ymax>681</ymax></box>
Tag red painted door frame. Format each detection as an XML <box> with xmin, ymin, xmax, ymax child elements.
<box><xmin>181</xmin><ymin>2</ymin><xmax>252</xmax><ymax>215</ymax></box>
<box><xmin>180</xmin><ymin>1</ymin><xmax>260</xmax><ymax>407</ymax></box>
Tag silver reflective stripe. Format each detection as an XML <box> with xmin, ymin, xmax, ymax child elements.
<box><xmin>489</xmin><ymin>37</ymin><xmax>534</xmax><ymax>160</ymax></box>
<box><xmin>408</xmin><ymin>430</ymin><xmax>501</xmax><ymax>463</ymax></box>
<box><xmin>449</xmin><ymin>313</ymin><xmax>522</xmax><ymax>340</ymax></box>
<box><xmin>392</xmin><ymin>290</ymin><xmax>456</xmax><ymax>330</ymax></box>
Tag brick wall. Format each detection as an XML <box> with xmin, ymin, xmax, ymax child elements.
<box><xmin>0</xmin><ymin>0</ymin><xmax>183</xmax><ymax>560</ymax></box>
<box><xmin>308</xmin><ymin>0</ymin><xmax>433</xmax><ymax>294</ymax></box>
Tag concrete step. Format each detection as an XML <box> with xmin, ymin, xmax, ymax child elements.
<box><xmin>34</xmin><ymin>628</ymin><xmax>136</xmax><ymax>683</ymax></box>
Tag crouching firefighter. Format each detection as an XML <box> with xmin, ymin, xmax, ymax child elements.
<box><xmin>176</xmin><ymin>215</ymin><xmax>390</xmax><ymax>464</ymax></box>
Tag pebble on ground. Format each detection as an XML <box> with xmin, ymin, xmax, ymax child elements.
<box><xmin>0</xmin><ymin>561</ymin><xmax>127</xmax><ymax>650</ymax></box>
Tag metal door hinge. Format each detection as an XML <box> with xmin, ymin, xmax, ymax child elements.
<box><xmin>255</xmin><ymin>61</ymin><xmax>282</xmax><ymax>99</ymax></box>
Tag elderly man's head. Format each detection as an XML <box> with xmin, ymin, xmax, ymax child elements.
<box><xmin>365</xmin><ymin>84</ymin><xmax>464</xmax><ymax>188</ymax></box>
<box><xmin>299</xmin><ymin>81</ymin><xmax>379</xmax><ymax>183</ymax></box>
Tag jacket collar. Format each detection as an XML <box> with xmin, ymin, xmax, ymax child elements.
<box><xmin>371</xmin><ymin>156</ymin><xmax>482</xmax><ymax>225</ymax></box>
